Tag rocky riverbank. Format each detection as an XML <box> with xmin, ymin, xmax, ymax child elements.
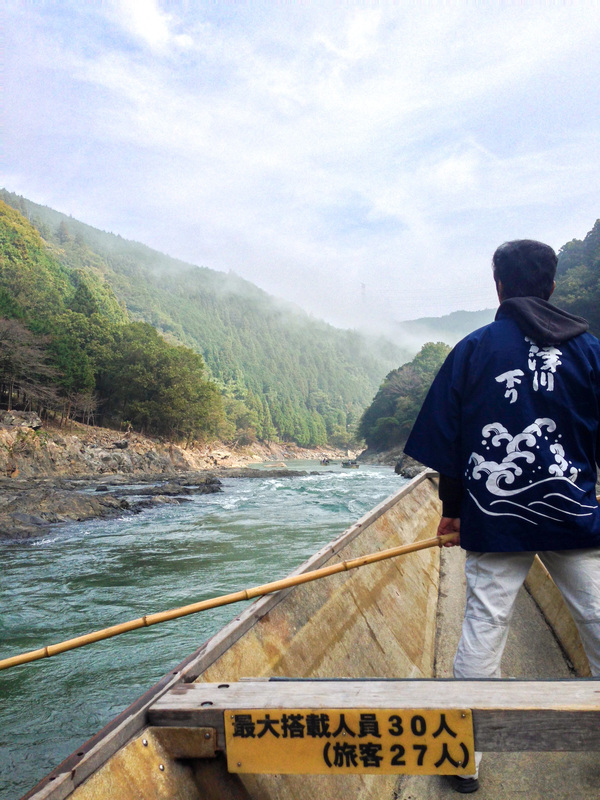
<box><xmin>0</xmin><ymin>414</ymin><xmax>350</xmax><ymax>478</ymax></box>
<box><xmin>0</xmin><ymin>414</ymin><xmax>349</xmax><ymax>541</ymax></box>
<box><xmin>0</xmin><ymin>468</ymin><xmax>318</xmax><ymax>542</ymax></box>
<box><xmin>0</xmin><ymin>474</ymin><xmax>218</xmax><ymax>541</ymax></box>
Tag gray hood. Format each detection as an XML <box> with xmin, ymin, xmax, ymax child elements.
<box><xmin>496</xmin><ymin>297</ymin><xmax>588</xmax><ymax>346</ymax></box>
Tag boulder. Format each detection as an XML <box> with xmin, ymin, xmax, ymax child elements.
<box><xmin>356</xmin><ymin>445</ymin><xmax>404</xmax><ymax>466</ymax></box>
<box><xmin>0</xmin><ymin>411</ymin><xmax>42</xmax><ymax>429</ymax></box>
<box><xmin>0</xmin><ymin>487</ymin><xmax>132</xmax><ymax>540</ymax></box>
<box><xmin>395</xmin><ymin>454</ymin><xmax>426</xmax><ymax>479</ymax></box>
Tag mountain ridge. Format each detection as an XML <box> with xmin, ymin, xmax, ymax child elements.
<box><xmin>395</xmin><ymin>308</ymin><xmax>496</xmax><ymax>351</ymax></box>
<box><xmin>0</xmin><ymin>189</ymin><xmax>409</xmax><ymax>447</ymax></box>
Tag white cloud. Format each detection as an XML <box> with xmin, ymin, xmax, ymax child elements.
<box><xmin>109</xmin><ymin>0</ymin><xmax>193</xmax><ymax>53</ymax></box>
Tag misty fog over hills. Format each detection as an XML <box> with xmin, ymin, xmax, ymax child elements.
<box><xmin>1</xmin><ymin>188</ymin><xmax>492</xmax><ymax>351</ymax></box>
<box><xmin>395</xmin><ymin>308</ymin><xmax>496</xmax><ymax>353</ymax></box>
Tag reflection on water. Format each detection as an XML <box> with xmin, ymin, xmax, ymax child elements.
<box><xmin>0</xmin><ymin>464</ymin><xmax>404</xmax><ymax>799</ymax></box>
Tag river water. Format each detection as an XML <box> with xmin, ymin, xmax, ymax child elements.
<box><xmin>0</xmin><ymin>463</ymin><xmax>405</xmax><ymax>800</ymax></box>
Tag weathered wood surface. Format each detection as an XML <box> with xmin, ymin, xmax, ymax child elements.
<box><xmin>24</xmin><ymin>472</ymin><xmax>441</xmax><ymax>800</ymax></box>
<box><xmin>149</xmin><ymin>679</ymin><xmax>600</xmax><ymax>752</ymax></box>
<box><xmin>182</xmin><ymin>471</ymin><xmax>441</xmax><ymax>683</ymax></box>
<box><xmin>186</xmin><ymin>473</ymin><xmax>443</xmax><ymax>800</ymax></box>
<box><xmin>47</xmin><ymin>726</ymin><xmax>203</xmax><ymax>800</ymax></box>
<box><xmin>193</xmin><ymin>474</ymin><xmax>441</xmax><ymax>683</ymax></box>
<box><xmin>149</xmin><ymin>727</ymin><xmax>218</xmax><ymax>759</ymax></box>
<box><xmin>152</xmin><ymin>678</ymin><xmax>600</xmax><ymax>713</ymax></box>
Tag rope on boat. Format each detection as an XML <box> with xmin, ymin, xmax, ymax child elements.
<box><xmin>0</xmin><ymin>533</ymin><xmax>455</xmax><ymax>672</ymax></box>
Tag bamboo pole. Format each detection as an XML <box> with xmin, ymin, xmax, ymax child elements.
<box><xmin>0</xmin><ymin>534</ymin><xmax>454</xmax><ymax>672</ymax></box>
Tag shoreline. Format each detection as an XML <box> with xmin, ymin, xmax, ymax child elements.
<box><xmin>0</xmin><ymin>417</ymin><xmax>358</xmax><ymax>541</ymax></box>
<box><xmin>0</xmin><ymin>416</ymin><xmax>354</xmax><ymax>477</ymax></box>
<box><xmin>0</xmin><ymin>470</ymin><xmax>296</xmax><ymax>542</ymax></box>
<box><xmin>0</xmin><ymin>468</ymin><xmax>326</xmax><ymax>543</ymax></box>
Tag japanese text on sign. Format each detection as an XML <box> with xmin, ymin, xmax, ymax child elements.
<box><xmin>225</xmin><ymin>708</ymin><xmax>475</xmax><ymax>775</ymax></box>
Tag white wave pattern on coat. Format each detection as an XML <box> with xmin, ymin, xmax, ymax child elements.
<box><xmin>467</xmin><ymin>418</ymin><xmax>593</xmax><ymax>525</ymax></box>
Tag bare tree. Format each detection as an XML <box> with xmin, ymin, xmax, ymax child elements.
<box><xmin>0</xmin><ymin>318</ymin><xmax>58</xmax><ymax>413</ymax></box>
<box><xmin>70</xmin><ymin>392</ymin><xmax>98</xmax><ymax>426</ymax></box>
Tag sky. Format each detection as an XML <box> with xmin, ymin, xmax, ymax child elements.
<box><xmin>2</xmin><ymin>1</ymin><xmax>600</xmax><ymax>334</ymax></box>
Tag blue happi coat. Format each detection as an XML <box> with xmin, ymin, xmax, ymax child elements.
<box><xmin>404</xmin><ymin>297</ymin><xmax>600</xmax><ymax>552</ymax></box>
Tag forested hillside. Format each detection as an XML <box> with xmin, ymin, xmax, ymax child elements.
<box><xmin>358</xmin><ymin>342</ymin><xmax>451</xmax><ymax>451</ymax></box>
<box><xmin>0</xmin><ymin>191</ymin><xmax>407</xmax><ymax>447</ymax></box>
<box><xmin>553</xmin><ymin>219</ymin><xmax>600</xmax><ymax>334</ymax></box>
<box><xmin>0</xmin><ymin>200</ymin><xmax>224</xmax><ymax>440</ymax></box>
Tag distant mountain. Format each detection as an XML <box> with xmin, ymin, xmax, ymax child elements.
<box><xmin>394</xmin><ymin>308</ymin><xmax>496</xmax><ymax>350</ymax></box>
<box><xmin>1</xmin><ymin>189</ymin><xmax>409</xmax><ymax>447</ymax></box>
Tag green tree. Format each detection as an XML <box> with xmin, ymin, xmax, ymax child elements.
<box><xmin>553</xmin><ymin>220</ymin><xmax>600</xmax><ymax>335</ymax></box>
<box><xmin>359</xmin><ymin>342</ymin><xmax>451</xmax><ymax>451</ymax></box>
<box><xmin>0</xmin><ymin>191</ymin><xmax>409</xmax><ymax>447</ymax></box>
<box><xmin>68</xmin><ymin>280</ymin><xmax>100</xmax><ymax>317</ymax></box>
<box><xmin>100</xmin><ymin>322</ymin><xmax>224</xmax><ymax>439</ymax></box>
<box><xmin>57</xmin><ymin>220</ymin><xmax>71</xmax><ymax>244</ymax></box>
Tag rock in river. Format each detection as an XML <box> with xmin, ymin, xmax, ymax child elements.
<box><xmin>0</xmin><ymin>475</ymin><xmax>223</xmax><ymax>541</ymax></box>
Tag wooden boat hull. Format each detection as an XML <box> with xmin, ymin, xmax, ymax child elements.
<box><xmin>23</xmin><ymin>471</ymin><xmax>591</xmax><ymax>800</ymax></box>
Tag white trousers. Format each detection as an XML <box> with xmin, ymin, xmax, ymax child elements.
<box><xmin>454</xmin><ymin>548</ymin><xmax>600</xmax><ymax>679</ymax></box>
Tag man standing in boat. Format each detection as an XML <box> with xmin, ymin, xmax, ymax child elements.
<box><xmin>404</xmin><ymin>239</ymin><xmax>600</xmax><ymax>793</ymax></box>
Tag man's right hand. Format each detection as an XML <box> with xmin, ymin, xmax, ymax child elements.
<box><xmin>437</xmin><ymin>516</ymin><xmax>460</xmax><ymax>547</ymax></box>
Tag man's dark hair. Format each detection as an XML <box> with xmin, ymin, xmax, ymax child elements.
<box><xmin>492</xmin><ymin>239</ymin><xmax>557</xmax><ymax>300</ymax></box>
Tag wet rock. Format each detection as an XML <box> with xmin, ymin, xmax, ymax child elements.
<box><xmin>10</xmin><ymin>512</ymin><xmax>47</xmax><ymax>527</ymax></box>
<box><xmin>356</xmin><ymin>445</ymin><xmax>426</xmax><ymax>477</ymax></box>
<box><xmin>0</xmin><ymin>460</ymin><xmax>324</xmax><ymax>542</ymax></box>
<box><xmin>130</xmin><ymin>496</ymin><xmax>192</xmax><ymax>513</ymax></box>
<box><xmin>0</xmin><ymin>488</ymin><xmax>133</xmax><ymax>540</ymax></box>
<box><xmin>113</xmin><ymin>479</ymin><xmax>222</xmax><ymax>497</ymax></box>
<box><xmin>356</xmin><ymin>445</ymin><xmax>404</xmax><ymax>466</ymax></box>
<box><xmin>211</xmin><ymin>468</ymin><xmax>307</xmax><ymax>479</ymax></box>
<box><xmin>395</xmin><ymin>455</ymin><xmax>425</xmax><ymax>479</ymax></box>
<box><xmin>0</xmin><ymin>472</ymin><xmax>229</xmax><ymax>541</ymax></box>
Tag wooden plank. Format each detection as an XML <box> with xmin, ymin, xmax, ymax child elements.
<box><xmin>148</xmin><ymin>727</ymin><xmax>218</xmax><ymax>759</ymax></box>
<box><xmin>151</xmin><ymin>679</ymin><xmax>600</xmax><ymax>712</ymax></box>
<box><xmin>148</xmin><ymin>680</ymin><xmax>600</xmax><ymax>753</ymax></box>
<box><xmin>475</xmin><ymin>710</ymin><xmax>600</xmax><ymax>750</ymax></box>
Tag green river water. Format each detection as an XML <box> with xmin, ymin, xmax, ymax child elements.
<box><xmin>0</xmin><ymin>463</ymin><xmax>405</xmax><ymax>800</ymax></box>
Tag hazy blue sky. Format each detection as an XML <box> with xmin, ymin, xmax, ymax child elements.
<box><xmin>3</xmin><ymin>1</ymin><xmax>600</xmax><ymax>332</ymax></box>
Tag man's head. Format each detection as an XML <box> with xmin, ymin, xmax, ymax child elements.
<box><xmin>492</xmin><ymin>239</ymin><xmax>557</xmax><ymax>301</ymax></box>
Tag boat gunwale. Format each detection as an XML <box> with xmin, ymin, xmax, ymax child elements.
<box><xmin>22</xmin><ymin>469</ymin><xmax>436</xmax><ymax>800</ymax></box>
